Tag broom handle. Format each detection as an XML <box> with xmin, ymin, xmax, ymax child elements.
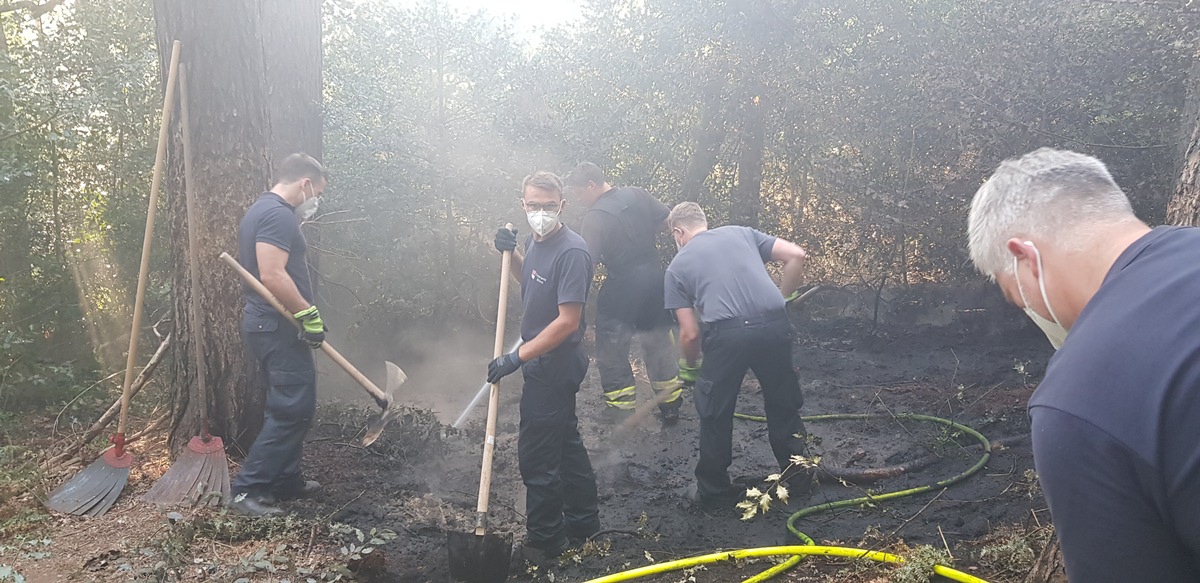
<box><xmin>116</xmin><ymin>39</ymin><xmax>181</xmax><ymax>444</ymax></box>
<box><xmin>475</xmin><ymin>223</ymin><xmax>513</xmax><ymax>535</ymax></box>
<box><xmin>180</xmin><ymin>64</ymin><xmax>211</xmax><ymax>437</ymax></box>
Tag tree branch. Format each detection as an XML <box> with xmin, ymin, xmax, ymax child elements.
<box><xmin>0</xmin><ymin>110</ymin><xmax>61</xmax><ymax>143</ymax></box>
<box><xmin>0</xmin><ymin>0</ymin><xmax>68</xmax><ymax>17</ymax></box>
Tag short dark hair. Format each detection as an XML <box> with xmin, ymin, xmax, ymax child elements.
<box><xmin>565</xmin><ymin>162</ymin><xmax>607</xmax><ymax>187</ymax></box>
<box><xmin>274</xmin><ymin>153</ymin><xmax>326</xmax><ymax>184</ymax></box>
<box><xmin>522</xmin><ymin>171</ymin><xmax>563</xmax><ymax>198</ymax></box>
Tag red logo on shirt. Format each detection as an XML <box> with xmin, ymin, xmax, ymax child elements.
<box><xmin>530</xmin><ymin>269</ymin><xmax>547</xmax><ymax>284</ymax></box>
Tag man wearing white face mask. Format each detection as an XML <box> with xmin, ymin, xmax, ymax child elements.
<box><xmin>968</xmin><ymin>147</ymin><xmax>1200</xmax><ymax>581</ymax></box>
<box><xmin>231</xmin><ymin>153</ymin><xmax>327</xmax><ymax>516</ymax></box>
<box><xmin>491</xmin><ymin>171</ymin><xmax>600</xmax><ymax>559</ymax></box>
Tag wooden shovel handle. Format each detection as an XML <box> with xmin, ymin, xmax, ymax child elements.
<box><xmin>475</xmin><ymin>223</ymin><xmax>513</xmax><ymax>533</ymax></box>
<box><xmin>116</xmin><ymin>40</ymin><xmax>181</xmax><ymax>439</ymax></box>
<box><xmin>218</xmin><ymin>252</ymin><xmax>389</xmax><ymax>406</ymax></box>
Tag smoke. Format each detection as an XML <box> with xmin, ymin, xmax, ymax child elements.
<box><xmin>315</xmin><ymin>320</ymin><xmax>519</xmax><ymax>426</ymax></box>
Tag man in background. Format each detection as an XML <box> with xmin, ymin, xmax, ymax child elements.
<box><xmin>565</xmin><ymin>162</ymin><xmax>684</xmax><ymax>425</ymax></box>
<box><xmin>664</xmin><ymin>202</ymin><xmax>812</xmax><ymax>509</ymax></box>
<box><xmin>231</xmin><ymin>153</ymin><xmax>327</xmax><ymax>516</ymax></box>
<box><xmin>490</xmin><ymin>171</ymin><xmax>601</xmax><ymax>559</ymax></box>
<box><xmin>967</xmin><ymin>147</ymin><xmax>1200</xmax><ymax>581</ymax></box>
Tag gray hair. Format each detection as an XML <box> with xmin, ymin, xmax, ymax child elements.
<box><xmin>668</xmin><ymin>201</ymin><xmax>708</xmax><ymax>230</ymax></box>
<box><xmin>967</xmin><ymin>148</ymin><xmax>1135</xmax><ymax>279</ymax></box>
<box><xmin>522</xmin><ymin>171</ymin><xmax>563</xmax><ymax>197</ymax></box>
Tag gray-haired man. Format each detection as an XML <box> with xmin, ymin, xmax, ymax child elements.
<box><xmin>968</xmin><ymin>147</ymin><xmax>1200</xmax><ymax>581</ymax></box>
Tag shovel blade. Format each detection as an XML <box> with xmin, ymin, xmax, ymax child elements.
<box><xmin>448</xmin><ymin>531</ymin><xmax>512</xmax><ymax>583</ymax></box>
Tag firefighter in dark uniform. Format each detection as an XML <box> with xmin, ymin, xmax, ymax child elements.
<box><xmin>230</xmin><ymin>153</ymin><xmax>327</xmax><ymax>516</ymax></box>
<box><xmin>565</xmin><ymin>162</ymin><xmax>684</xmax><ymax>424</ymax></box>
<box><xmin>490</xmin><ymin>171</ymin><xmax>601</xmax><ymax>559</ymax></box>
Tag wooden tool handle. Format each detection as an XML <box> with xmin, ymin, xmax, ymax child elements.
<box><xmin>180</xmin><ymin>64</ymin><xmax>212</xmax><ymax>433</ymax></box>
<box><xmin>475</xmin><ymin>223</ymin><xmax>513</xmax><ymax>534</ymax></box>
<box><xmin>117</xmin><ymin>39</ymin><xmax>181</xmax><ymax>441</ymax></box>
<box><xmin>218</xmin><ymin>252</ymin><xmax>389</xmax><ymax>405</ymax></box>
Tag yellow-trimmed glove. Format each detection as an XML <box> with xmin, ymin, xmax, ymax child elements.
<box><xmin>678</xmin><ymin>358</ymin><xmax>701</xmax><ymax>388</ymax></box>
<box><xmin>784</xmin><ymin>289</ymin><xmax>802</xmax><ymax>304</ymax></box>
<box><xmin>293</xmin><ymin>306</ymin><xmax>326</xmax><ymax>349</ymax></box>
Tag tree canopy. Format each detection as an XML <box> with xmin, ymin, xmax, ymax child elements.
<box><xmin>0</xmin><ymin>0</ymin><xmax>1195</xmax><ymax>410</ymax></box>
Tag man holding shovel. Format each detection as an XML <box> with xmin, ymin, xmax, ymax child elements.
<box><xmin>564</xmin><ymin>162</ymin><xmax>684</xmax><ymax>424</ymax></box>
<box><xmin>490</xmin><ymin>171</ymin><xmax>601</xmax><ymax>559</ymax></box>
<box><xmin>229</xmin><ymin>153</ymin><xmax>327</xmax><ymax>516</ymax></box>
<box><xmin>664</xmin><ymin>202</ymin><xmax>813</xmax><ymax>510</ymax></box>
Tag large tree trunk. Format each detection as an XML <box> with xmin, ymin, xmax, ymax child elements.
<box><xmin>681</xmin><ymin>79</ymin><xmax>728</xmax><ymax>204</ymax></box>
<box><xmin>154</xmin><ymin>0</ymin><xmax>322</xmax><ymax>456</ymax></box>
<box><xmin>1166</xmin><ymin>57</ymin><xmax>1200</xmax><ymax>226</ymax></box>
<box><xmin>731</xmin><ymin>85</ymin><xmax>765</xmax><ymax>228</ymax></box>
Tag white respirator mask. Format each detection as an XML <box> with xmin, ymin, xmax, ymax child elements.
<box><xmin>526</xmin><ymin>210</ymin><xmax>560</xmax><ymax>237</ymax></box>
<box><xmin>1013</xmin><ymin>242</ymin><xmax>1068</xmax><ymax>350</ymax></box>
<box><xmin>295</xmin><ymin>185</ymin><xmax>319</xmax><ymax>221</ymax></box>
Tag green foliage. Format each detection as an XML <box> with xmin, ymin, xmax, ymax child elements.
<box><xmin>891</xmin><ymin>544</ymin><xmax>953</xmax><ymax>583</ymax></box>
<box><xmin>0</xmin><ymin>0</ymin><xmax>1195</xmax><ymax>376</ymax></box>
<box><xmin>0</xmin><ymin>446</ymin><xmax>48</xmax><ymax>541</ymax></box>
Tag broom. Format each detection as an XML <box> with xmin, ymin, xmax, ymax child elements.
<box><xmin>142</xmin><ymin>64</ymin><xmax>230</xmax><ymax>506</ymax></box>
<box><xmin>46</xmin><ymin>40</ymin><xmax>182</xmax><ymax>516</ymax></box>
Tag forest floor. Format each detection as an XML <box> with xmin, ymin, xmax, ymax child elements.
<box><xmin>2</xmin><ymin>314</ymin><xmax>1061</xmax><ymax>583</ymax></box>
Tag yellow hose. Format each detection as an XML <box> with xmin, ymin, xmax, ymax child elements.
<box><xmin>582</xmin><ymin>545</ymin><xmax>990</xmax><ymax>583</ymax></box>
<box><xmin>580</xmin><ymin>413</ymin><xmax>996</xmax><ymax>583</ymax></box>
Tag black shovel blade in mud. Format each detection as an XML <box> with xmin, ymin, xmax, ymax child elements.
<box><xmin>448</xmin><ymin>531</ymin><xmax>513</xmax><ymax>583</ymax></box>
<box><xmin>46</xmin><ymin>447</ymin><xmax>132</xmax><ymax>516</ymax></box>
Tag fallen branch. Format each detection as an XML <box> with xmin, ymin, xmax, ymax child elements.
<box><xmin>41</xmin><ymin>332</ymin><xmax>172</xmax><ymax>469</ymax></box>
<box><xmin>126</xmin><ymin>409</ymin><xmax>170</xmax><ymax>444</ymax></box>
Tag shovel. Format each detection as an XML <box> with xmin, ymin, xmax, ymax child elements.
<box><xmin>448</xmin><ymin>224</ymin><xmax>515</xmax><ymax>582</ymax></box>
<box><xmin>46</xmin><ymin>40</ymin><xmax>183</xmax><ymax>517</ymax></box>
<box><xmin>219</xmin><ymin>253</ymin><xmax>407</xmax><ymax>445</ymax></box>
<box><xmin>142</xmin><ymin>64</ymin><xmax>231</xmax><ymax>507</ymax></box>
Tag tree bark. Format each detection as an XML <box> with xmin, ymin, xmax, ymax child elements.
<box><xmin>1024</xmin><ymin>531</ymin><xmax>1066</xmax><ymax>583</ymax></box>
<box><xmin>154</xmin><ymin>0</ymin><xmax>322</xmax><ymax>456</ymax></box>
<box><xmin>681</xmin><ymin>79</ymin><xmax>728</xmax><ymax>204</ymax></box>
<box><xmin>731</xmin><ymin>85</ymin><xmax>765</xmax><ymax>228</ymax></box>
<box><xmin>1166</xmin><ymin>57</ymin><xmax>1200</xmax><ymax>226</ymax></box>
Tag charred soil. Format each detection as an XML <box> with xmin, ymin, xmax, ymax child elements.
<box><xmin>5</xmin><ymin>314</ymin><xmax>1057</xmax><ymax>582</ymax></box>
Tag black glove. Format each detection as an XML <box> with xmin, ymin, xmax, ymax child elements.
<box><xmin>494</xmin><ymin>227</ymin><xmax>518</xmax><ymax>253</ymax></box>
<box><xmin>487</xmin><ymin>351</ymin><xmax>524</xmax><ymax>383</ymax></box>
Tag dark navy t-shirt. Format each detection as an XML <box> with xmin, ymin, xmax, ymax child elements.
<box><xmin>1029</xmin><ymin>226</ymin><xmax>1200</xmax><ymax>582</ymax></box>
<box><xmin>579</xmin><ymin>186</ymin><xmax>669</xmax><ymax>273</ymax></box>
<box><xmin>237</xmin><ymin>192</ymin><xmax>314</xmax><ymax>318</ymax></box>
<box><xmin>519</xmin><ymin>226</ymin><xmax>592</xmax><ymax>344</ymax></box>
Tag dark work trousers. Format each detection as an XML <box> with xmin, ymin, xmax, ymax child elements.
<box><xmin>232</xmin><ymin>313</ymin><xmax>317</xmax><ymax>497</ymax></box>
<box><xmin>518</xmin><ymin>344</ymin><xmax>601</xmax><ymax>547</ymax></box>
<box><xmin>693</xmin><ymin>311</ymin><xmax>809</xmax><ymax>500</ymax></box>
<box><xmin>595</xmin><ymin>264</ymin><xmax>680</xmax><ymax>408</ymax></box>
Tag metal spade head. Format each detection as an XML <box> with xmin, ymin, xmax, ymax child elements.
<box><xmin>448</xmin><ymin>530</ymin><xmax>513</xmax><ymax>583</ymax></box>
<box><xmin>361</xmin><ymin>361</ymin><xmax>408</xmax><ymax>446</ymax></box>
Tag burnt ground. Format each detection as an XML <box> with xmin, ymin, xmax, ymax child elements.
<box><xmin>4</xmin><ymin>315</ymin><xmax>1056</xmax><ymax>583</ymax></box>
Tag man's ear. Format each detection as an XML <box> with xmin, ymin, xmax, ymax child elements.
<box><xmin>1006</xmin><ymin>238</ymin><xmax>1038</xmax><ymax>277</ymax></box>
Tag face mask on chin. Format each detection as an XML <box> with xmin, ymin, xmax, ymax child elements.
<box><xmin>527</xmin><ymin>210</ymin><xmax>560</xmax><ymax>237</ymax></box>
<box><xmin>1013</xmin><ymin>242</ymin><xmax>1068</xmax><ymax>350</ymax></box>
<box><xmin>295</xmin><ymin>184</ymin><xmax>319</xmax><ymax>221</ymax></box>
